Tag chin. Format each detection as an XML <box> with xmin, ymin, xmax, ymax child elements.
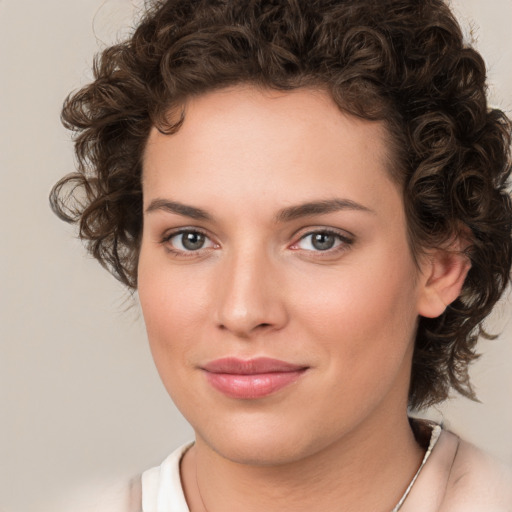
<box><xmin>206</xmin><ymin>433</ymin><xmax>317</xmax><ymax>466</ymax></box>
<box><xmin>192</xmin><ymin>410</ymin><xmax>344</xmax><ymax>467</ymax></box>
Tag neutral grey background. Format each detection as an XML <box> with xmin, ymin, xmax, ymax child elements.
<box><xmin>1</xmin><ymin>1</ymin><xmax>511</xmax><ymax>511</ymax></box>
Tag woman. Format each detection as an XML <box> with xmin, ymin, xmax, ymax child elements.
<box><xmin>51</xmin><ymin>0</ymin><xmax>512</xmax><ymax>510</ymax></box>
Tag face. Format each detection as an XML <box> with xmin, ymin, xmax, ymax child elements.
<box><xmin>138</xmin><ymin>86</ymin><xmax>429</xmax><ymax>465</ymax></box>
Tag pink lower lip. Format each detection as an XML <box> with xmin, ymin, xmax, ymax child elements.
<box><xmin>204</xmin><ymin>370</ymin><xmax>306</xmax><ymax>399</ymax></box>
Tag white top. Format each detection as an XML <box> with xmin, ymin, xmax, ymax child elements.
<box><xmin>70</xmin><ymin>423</ymin><xmax>512</xmax><ymax>511</ymax></box>
<box><xmin>141</xmin><ymin>443</ymin><xmax>192</xmax><ymax>512</ymax></box>
<box><xmin>140</xmin><ymin>426</ymin><xmax>512</xmax><ymax>512</ymax></box>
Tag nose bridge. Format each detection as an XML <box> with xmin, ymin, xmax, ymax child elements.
<box><xmin>215</xmin><ymin>243</ymin><xmax>286</xmax><ymax>336</ymax></box>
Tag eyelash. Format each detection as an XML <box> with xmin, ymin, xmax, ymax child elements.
<box><xmin>160</xmin><ymin>228</ymin><xmax>354</xmax><ymax>258</ymax></box>
<box><xmin>160</xmin><ymin>228</ymin><xmax>217</xmax><ymax>258</ymax></box>
<box><xmin>290</xmin><ymin>229</ymin><xmax>354</xmax><ymax>258</ymax></box>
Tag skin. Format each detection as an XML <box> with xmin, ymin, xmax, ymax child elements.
<box><xmin>138</xmin><ymin>86</ymin><xmax>469</xmax><ymax>512</ymax></box>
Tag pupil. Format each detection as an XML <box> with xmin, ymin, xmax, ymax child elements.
<box><xmin>312</xmin><ymin>233</ymin><xmax>335</xmax><ymax>251</ymax></box>
<box><xmin>182</xmin><ymin>232</ymin><xmax>205</xmax><ymax>250</ymax></box>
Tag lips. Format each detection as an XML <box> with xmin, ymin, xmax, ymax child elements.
<box><xmin>202</xmin><ymin>357</ymin><xmax>308</xmax><ymax>399</ymax></box>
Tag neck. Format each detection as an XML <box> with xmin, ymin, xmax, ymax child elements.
<box><xmin>181</xmin><ymin>406</ymin><xmax>424</xmax><ymax>512</ymax></box>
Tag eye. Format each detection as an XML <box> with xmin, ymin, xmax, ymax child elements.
<box><xmin>163</xmin><ymin>230</ymin><xmax>216</xmax><ymax>253</ymax></box>
<box><xmin>292</xmin><ymin>230</ymin><xmax>352</xmax><ymax>252</ymax></box>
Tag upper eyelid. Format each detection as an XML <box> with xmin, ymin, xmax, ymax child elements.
<box><xmin>301</xmin><ymin>228</ymin><xmax>351</xmax><ymax>238</ymax></box>
<box><xmin>162</xmin><ymin>226</ymin><xmax>212</xmax><ymax>241</ymax></box>
<box><xmin>160</xmin><ymin>228</ymin><xmax>216</xmax><ymax>252</ymax></box>
<box><xmin>292</xmin><ymin>226</ymin><xmax>354</xmax><ymax>242</ymax></box>
<box><xmin>161</xmin><ymin>229</ymin><xmax>217</xmax><ymax>256</ymax></box>
<box><xmin>288</xmin><ymin>228</ymin><xmax>354</xmax><ymax>253</ymax></box>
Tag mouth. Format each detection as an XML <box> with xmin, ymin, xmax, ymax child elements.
<box><xmin>201</xmin><ymin>357</ymin><xmax>309</xmax><ymax>399</ymax></box>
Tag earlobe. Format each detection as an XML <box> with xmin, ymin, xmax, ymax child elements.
<box><xmin>417</xmin><ymin>247</ymin><xmax>472</xmax><ymax>319</ymax></box>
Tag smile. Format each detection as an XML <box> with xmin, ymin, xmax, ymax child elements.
<box><xmin>201</xmin><ymin>357</ymin><xmax>309</xmax><ymax>399</ymax></box>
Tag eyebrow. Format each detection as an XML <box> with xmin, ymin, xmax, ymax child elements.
<box><xmin>274</xmin><ymin>198</ymin><xmax>375</xmax><ymax>223</ymax></box>
<box><xmin>145</xmin><ymin>199</ymin><xmax>212</xmax><ymax>221</ymax></box>
<box><xmin>145</xmin><ymin>198</ymin><xmax>374</xmax><ymax>222</ymax></box>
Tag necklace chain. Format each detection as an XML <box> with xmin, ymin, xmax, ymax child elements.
<box><xmin>195</xmin><ymin>464</ymin><xmax>209</xmax><ymax>512</ymax></box>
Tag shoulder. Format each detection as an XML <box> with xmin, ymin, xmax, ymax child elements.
<box><xmin>58</xmin><ymin>476</ymin><xmax>142</xmax><ymax>512</ymax></box>
<box><xmin>403</xmin><ymin>425</ymin><xmax>512</xmax><ymax>512</ymax></box>
<box><xmin>60</xmin><ymin>443</ymin><xmax>193</xmax><ymax>512</ymax></box>
<box><xmin>440</xmin><ymin>434</ymin><xmax>512</xmax><ymax>512</ymax></box>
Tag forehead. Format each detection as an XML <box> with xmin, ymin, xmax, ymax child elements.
<box><xmin>142</xmin><ymin>86</ymin><xmax>399</xmax><ymax>216</ymax></box>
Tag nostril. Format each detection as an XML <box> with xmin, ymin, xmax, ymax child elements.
<box><xmin>216</xmin><ymin>321</ymin><xmax>274</xmax><ymax>336</ymax></box>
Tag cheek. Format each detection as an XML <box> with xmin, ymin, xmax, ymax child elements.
<box><xmin>290</xmin><ymin>248</ymin><xmax>420</xmax><ymax>376</ymax></box>
<box><xmin>137</xmin><ymin>252</ymin><xmax>212</xmax><ymax>378</ymax></box>
<box><xmin>295</xmin><ymin>275</ymin><xmax>418</xmax><ymax>427</ymax></box>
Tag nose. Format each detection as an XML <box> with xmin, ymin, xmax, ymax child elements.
<box><xmin>213</xmin><ymin>249</ymin><xmax>289</xmax><ymax>338</ymax></box>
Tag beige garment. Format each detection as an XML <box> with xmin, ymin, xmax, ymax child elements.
<box><xmin>402</xmin><ymin>428</ymin><xmax>512</xmax><ymax>512</ymax></box>
<box><xmin>77</xmin><ymin>424</ymin><xmax>512</xmax><ymax>511</ymax></box>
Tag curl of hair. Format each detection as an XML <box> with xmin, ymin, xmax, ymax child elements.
<box><xmin>50</xmin><ymin>0</ymin><xmax>512</xmax><ymax>409</ymax></box>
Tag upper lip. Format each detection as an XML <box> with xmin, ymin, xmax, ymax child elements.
<box><xmin>202</xmin><ymin>357</ymin><xmax>308</xmax><ymax>374</ymax></box>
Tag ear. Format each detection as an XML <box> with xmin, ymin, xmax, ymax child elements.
<box><xmin>417</xmin><ymin>244</ymin><xmax>471</xmax><ymax>319</ymax></box>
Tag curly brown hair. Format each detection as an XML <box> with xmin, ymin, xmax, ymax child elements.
<box><xmin>50</xmin><ymin>0</ymin><xmax>512</xmax><ymax>410</ymax></box>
